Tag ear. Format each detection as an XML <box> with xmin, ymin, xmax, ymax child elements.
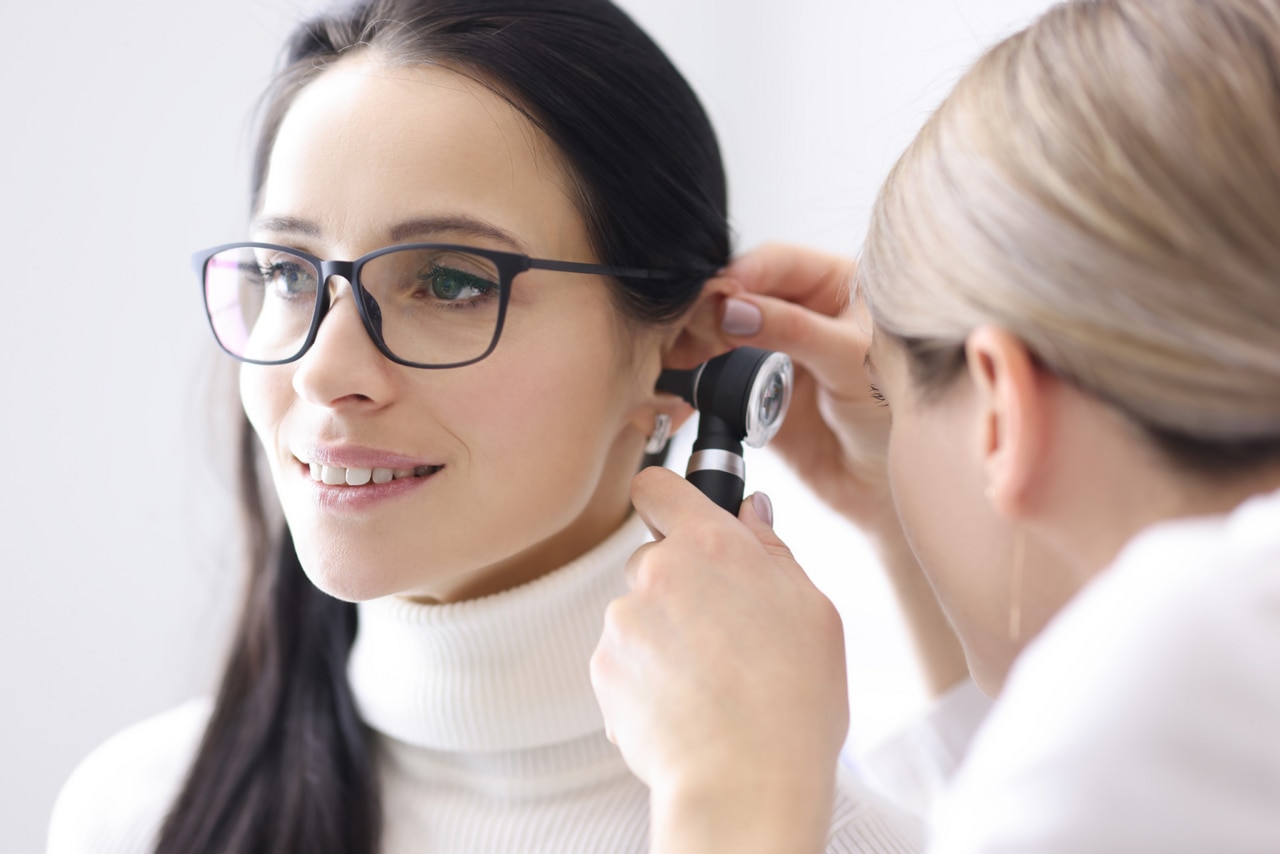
<box><xmin>661</xmin><ymin>274</ymin><xmax>741</xmax><ymax>371</ymax></box>
<box><xmin>625</xmin><ymin>276</ymin><xmax>739</xmax><ymax>440</ymax></box>
<box><xmin>965</xmin><ymin>325</ymin><xmax>1048</xmax><ymax>518</ymax></box>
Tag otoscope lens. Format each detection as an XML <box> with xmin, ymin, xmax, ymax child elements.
<box><xmin>759</xmin><ymin>370</ymin><xmax>784</xmax><ymax>426</ymax></box>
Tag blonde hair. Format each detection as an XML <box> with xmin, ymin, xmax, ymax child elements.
<box><xmin>859</xmin><ymin>0</ymin><xmax>1280</xmax><ymax>470</ymax></box>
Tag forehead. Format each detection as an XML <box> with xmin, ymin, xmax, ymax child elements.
<box><xmin>259</xmin><ymin>54</ymin><xmax>583</xmax><ymax>254</ymax></box>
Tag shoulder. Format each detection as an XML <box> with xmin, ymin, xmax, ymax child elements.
<box><xmin>858</xmin><ymin>678</ymin><xmax>993</xmax><ymax>819</ymax></box>
<box><xmin>48</xmin><ymin>697</ymin><xmax>213</xmax><ymax>854</ymax></box>
<box><xmin>824</xmin><ymin>765</ymin><xmax>927</xmax><ymax>853</ymax></box>
<box><xmin>933</xmin><ymin>509</ymin><xmax>1280</xmax><ymax>852</ymax></box>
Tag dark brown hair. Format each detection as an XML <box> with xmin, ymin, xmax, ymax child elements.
<box><xmin>158</xmin><ymin>2</ymin><xmax>728</xmax><ymax>851</ymax></box>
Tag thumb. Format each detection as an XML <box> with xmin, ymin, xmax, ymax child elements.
<box><xmin>739</xmin><ymin>492</ymin><xmax>795</xmax><ymax>560</ymax></box>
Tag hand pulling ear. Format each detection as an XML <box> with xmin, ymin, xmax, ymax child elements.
<box><xmin>657</xmin><ymin>347</ymin><xmax>793</xmax><ymax>513</ymax></box>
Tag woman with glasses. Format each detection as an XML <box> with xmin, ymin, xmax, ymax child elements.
<box><xmin>47</xmin><ymin>1</ymin><xmax>920</xmax><ymax>853</ymax></box>
<box><xmin>594</xmin><ymin>0</ymin><xmax>1280</xmax><ymax>850</ymax></box>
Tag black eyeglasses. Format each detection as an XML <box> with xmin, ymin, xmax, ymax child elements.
<box><xmin>193</xmin><ymin>241</ymin><xmax>703</xmax><ymax>369</ymax></box>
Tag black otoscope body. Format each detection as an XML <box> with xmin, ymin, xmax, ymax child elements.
<box><xmin>657</xmin><ymin>347</ymin><xmax>794</xmax><ymax>513</ymax></box>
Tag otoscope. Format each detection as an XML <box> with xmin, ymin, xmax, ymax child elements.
<box><xmin>657</xmin><ymin>347</ymin><xmax>794</xmax><ymax>514</ymax></box>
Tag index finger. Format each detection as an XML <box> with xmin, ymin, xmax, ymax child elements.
<box><xmin>728</xmin><ymin>292</ymin><xmax>871</xmax><ymax>395</ymax></box>
<box><xmin>722</xmin><ymin>243</ymin><xmax>856</xmax><ymax>319</ymax></box>
<box><xmin>630</xmin><ymin>466</ymin><xmax>731</xmax><ymax>541</ymax></box>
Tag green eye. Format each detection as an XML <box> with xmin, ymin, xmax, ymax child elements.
<box><xmin>261</xmin><ymin>260</ymin><xmax>316</xmax><ymax>297</ymax></box>
<box><xmin>422</xmin><ymin>266</ymin><xmax>494</xmax><ymax>303</ymax></box>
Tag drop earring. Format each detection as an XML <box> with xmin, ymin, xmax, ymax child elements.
<box><xmin>985</xmin><ymin>483</ymin><xmax>1025</xmax><ymax>644</ymax></box>
<box><xmin>1008</xmin><ymin>529</ymin><xmax>1025</xmax><ymax>644</ymax></box>
<box><xmin>644</xmin><ymin>413</ymin><xmax>672</xmax><ymax>454</ymax></box>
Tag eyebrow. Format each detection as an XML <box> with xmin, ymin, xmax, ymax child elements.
<box><xmin>252</xmin><ymin>214</ymin><xmax>321</xmax><ymax>237</ymax></box>
<box><xmin>388</xmin><ymin>216</ymin><xmax>528</xmax><ymax>253</ymax></box>
<box><xmin>250</xmin><ymin>213</ymin><xmax>530</xmax><ymax>254</ymax></box>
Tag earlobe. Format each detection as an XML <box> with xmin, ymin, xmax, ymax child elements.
<box><xmin>966</xmin><ymin>326</ymin><xmax>1044</xmax><ymax>518</ymax></box>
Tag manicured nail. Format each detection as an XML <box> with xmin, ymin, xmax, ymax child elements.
<box><xmin>752</xmin><ymin>491</ymin><xmax>774</xmax><ymax>528</ymax></box>
<box><xmin>721</xmin><ymin>298</ymin><xmax>762</xmax><ymax>336</ymax></box>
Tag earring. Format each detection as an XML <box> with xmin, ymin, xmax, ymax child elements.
<box><xmin>644</xmin><ymin>413</ymin><xmax>672</xmax><ymax>454</ymax></box>
<box><xmin>1008</xmin><ymin>529</ymin><xmax>1025</xmax><ymax>644</ymax></box>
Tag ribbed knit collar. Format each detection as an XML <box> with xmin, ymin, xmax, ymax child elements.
<box><xmin>348</xmin><ymin>514</ymin><xmax>650</xmax><ymax>753</ymax></box>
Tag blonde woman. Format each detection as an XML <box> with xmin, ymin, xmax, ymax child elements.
<box><xmin>591</xmin><ymin>0</ymin><xmax>1280</xmax><ymax>851</ymax></box>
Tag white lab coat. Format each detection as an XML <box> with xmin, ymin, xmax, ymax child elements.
<box><xmin>923</xmin><ymin>486</ymin><xmax>1280</xmax><ymax>852</ymax></box>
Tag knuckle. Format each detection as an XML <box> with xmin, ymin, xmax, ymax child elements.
<box><xmin>814</xmin><ymin>594</ymin><xmax>845</xmax><ymax>639</ymax></box>
<box><xmin>601</xmin><ymin>595</ymin><xmax>631</xmax><ymax>632</ymax></box>
<box><xmin>761</xmin><ymin>539</ymin><xmax>796</xmax><ymax>564</ymax></box>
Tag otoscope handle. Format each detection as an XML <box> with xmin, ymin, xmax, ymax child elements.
<box><xmin>687</xmin><ymin>466</ymin><xmax>745</xmax><ymax>514</ymax></box>
<box><xmin>686</xmin><ymin>414</ymin><xmax>747</xmax><ymax>514</ymax></box>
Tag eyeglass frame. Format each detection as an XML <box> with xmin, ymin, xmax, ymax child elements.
<box><xmin>193</xmin><ymin>241</ymin><xmax>710</xmax><ymax>370</ymax></box>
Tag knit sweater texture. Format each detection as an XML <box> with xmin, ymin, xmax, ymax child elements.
<box><xmin>49</xmin><ymin>514</ymin><xmax>922</xmax><ymax>852</ymax></box>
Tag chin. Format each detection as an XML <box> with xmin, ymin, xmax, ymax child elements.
<box><xmin>295</xmin><ymin>549</ymin><xmax>420</xmax><ymax>603</ymax></box>
<box><xmin>966</xmin><ymin>646</ymin><xmax>1016</xmax><ymax>698</ymax></box>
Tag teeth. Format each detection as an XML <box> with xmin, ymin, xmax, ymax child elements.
<box><xmin>305</xmin><ymin>460</ymin><xmax>439</xmax><ymax>486</ymax></box>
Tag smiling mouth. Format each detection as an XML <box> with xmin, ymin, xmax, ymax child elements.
<box><xmin>303</xmin><ymin>462</ymin><xmax>444</xmax><ymax>487</ymax></box>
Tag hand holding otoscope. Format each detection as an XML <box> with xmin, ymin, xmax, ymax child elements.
<box><xmin>657</xmin><ymin>346</ymin><xmax>794</xmax><ymax>513</ymax></box>
<box><xmin>600</xmin><ymin>343</ymin><xmax>840</xmax><ymax>839</ymax></box>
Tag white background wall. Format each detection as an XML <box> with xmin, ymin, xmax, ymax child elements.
<box><xmin>1</xmin><ymin>1</ymin><xmax>1054</xmax><ymax>848</ymax></box>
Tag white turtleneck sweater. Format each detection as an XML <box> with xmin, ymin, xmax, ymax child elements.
<box><xmin>48</xmin><ymin>514</ymin><xmax>922</xmax><ymax>853</ymax></box>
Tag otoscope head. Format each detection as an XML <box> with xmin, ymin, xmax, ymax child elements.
<box><xmin>657</xmin><ymin>346</ymin><xmax>793</xmax><ymax>448</ymax></box>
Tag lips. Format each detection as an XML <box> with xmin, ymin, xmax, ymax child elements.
<box><xmin>306</xmin><ymin>462</ymin><xmax>443</xmax><ymax>486</ymax></box>
<box><xmin>294</xmin><ymin>449</ymin><xmax>445</xmax><ymax>488</ymax></box>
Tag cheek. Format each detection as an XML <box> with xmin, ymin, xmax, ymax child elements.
<box><xmin>238</xmin><ymin>365</ymin><xmax>290</xmax><ymax>459</ymax></box>
<box><xmin>887</xmin><ymin>409</ymin><xmax>1004</xmax><ymax>664</ymax></box>
<box><xmin>439</xmin><ymin>310</ymin><xmax>639</xmax><ymax>491</ymax></box>
<box><xmin>887</xmin><ymin>413</ymin><xmax>958</xmax><ymax>564</ymax></box>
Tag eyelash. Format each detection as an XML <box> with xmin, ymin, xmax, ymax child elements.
<box><xmin>868</xmin><ymin>384</ymin><xmax>888</xmax><ymax>407</ymax></box>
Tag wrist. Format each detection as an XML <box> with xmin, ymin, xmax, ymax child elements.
<box><xmin>649</xmin><ymin>764</ymin><xmax>835</xmax><ymax>854</ymax></box>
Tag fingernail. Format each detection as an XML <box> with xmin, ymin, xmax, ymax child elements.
<box><xmin>721</xmin><ymin>298</ymin><xmax>762</xmax><ymax>336</ymax></box>
<box><xmin>752</xmin><ymin>491</ymin><xmax>774</xmax><ymax>528</ymax></box>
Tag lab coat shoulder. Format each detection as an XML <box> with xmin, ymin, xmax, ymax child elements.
<box><xmin>931</xmin><ymin>493</ymin><xmax>1280</xmax><ymax>853</ymax></box>
<box><xmin>47</xmin><ymin>697</ymin><xmax>212</xmax><ymax>854</ymax></box>
<box><xmin>825</xmin><ymin>764</ymin><xmax>929</xmax><ymax>853</ymax></box>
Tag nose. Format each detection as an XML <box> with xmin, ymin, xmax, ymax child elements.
<box><xmin>291</xmin><ymin>275</ymin><xmax>396</xmax><ymax>409</ymax></box>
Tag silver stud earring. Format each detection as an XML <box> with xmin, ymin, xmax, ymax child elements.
<box><xmin>644</xmin><ymin>413</ymin><xmax>672</xmax><ymax>454</ymax></box>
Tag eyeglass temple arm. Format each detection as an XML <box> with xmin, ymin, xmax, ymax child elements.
<box><xmin>526</xmin><ymin>258</ymin><xmax>717</xmax><ymax>280</ymax></box>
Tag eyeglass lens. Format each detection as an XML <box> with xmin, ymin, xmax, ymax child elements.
<box><xmin>203</xmin><ymin>246</ymin><xmax>504</xmax><ymax>365</ymax></box>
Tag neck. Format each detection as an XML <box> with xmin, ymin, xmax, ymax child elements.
<box><xmin>1050</xmin><ymin>457</ymin><xmax>1280</xmax><ymax>590</ymax></box>
<box><xmin>1000</xmin><ymin>391</ymin><xmax>1280</xmax><ymax>689</ymax></box>
<box><xmin>349</xmin><ymin>513</ymin><xmax>650</xmax><ymax>752</ymax></box>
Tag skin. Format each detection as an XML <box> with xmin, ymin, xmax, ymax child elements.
<box><xmin>593</xmin><ymin>471</ymin><xmax>846</xmax><ymax>854</ymax></box>
<box><xmin>592</xmin><ymin>243</ymin><xmax>1280</xmax><ymax>851</ymax></box>
<box><xmin>872</xmin><ymin>323</ymin><xmax>1280</xmax><ymax>692</ymax></box>
<box><xmin>241</xmin><ymin>54</ymin><xmax>704</xmax><ymax>603</ymax></box>
<box><xmin>716</xmin><ymin>246</ymin><xmax>969</xmax><ymax>695</ymax></box>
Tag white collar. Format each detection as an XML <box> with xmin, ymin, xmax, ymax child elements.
<box><xmin>348</xmin><ymin>514</ymin><xmax>650</xmax><ymax>752</ymax></box>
